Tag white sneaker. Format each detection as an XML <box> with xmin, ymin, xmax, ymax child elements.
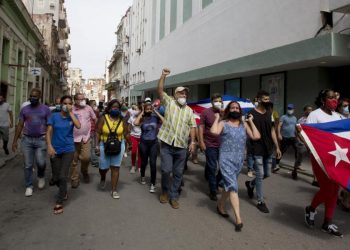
<box><xmin>247</xmin><ymin>170</ymin><xmax>254</xmax><ymax>178</ymax></box>
<box><xmin>149</xmin><ymin>184</ymin><xmax>156</xmax><ymax>193</ymax></box>
<box><xmin>25</xmin><ymin>187</ymin><xmax>33</xmax><ymax>197</ymax></box>
<box><xmin>130</xmin><ymin>166</ymin><xmax>136</xmax><ymax>174</ymax></box>
<box><xmin>38</xmin><ymin>178</ymin><xmax>45</xmax><ymax>189</ymax></box>
<box><xmin>123</xmin><ymin>152</ymin><xmax>128</xmax><ymax>158</ymax></box>
<box><xmin>111</xmin><ymin>191</ymin><xmax>120</xmax><ymax>199</ymax></box>
<box><xmin>140</xmin><ymin>177</ymin><xmax>146</xmax><ymax>185</ymax></box>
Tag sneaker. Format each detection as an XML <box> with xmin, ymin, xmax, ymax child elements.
<box><xmin>159</xmin><ymin>193</ymin><xmax>169</xmax><ymax>203</ymax></box>
<box><xmin>292</xmin><ymin>170</ymin><xmax>298</xmax><ymax>180</ymax></box>
<box><xmin>247</xmin><ymin>170</ymin><xmax>254</xmax><ymax>178</ymax></box>
<box><xmin>3</xmin><ymin>147</ymin><xmax>9</xmax><ymax>155</ymax></box>
<box><xmin>99</xmin><ymin>180</ymin><xmax>106</xmax><ymax>190</ymax></box>
<box><xmin>245</xmin><ymin>181</ymin><xmax>254</xmax><ymax>199</ymax></box>
<box><xmin>272</xmin><ymin>165</ymin><xmax>280</xmax><ymax>173</ymax></box>
<box><xmin>304</xmin><ymin>206</ymin><xmax>316</xmax><ymax>228</ymax></box>
<box><xmin>149</xmin><ymin>184</ymin><xmax>156</xmax><ymax>193</ymax></box>
<box><xmin>169</xmin><ymin>199</ymin><xmax>180</xmax><ymax>209</ymax></box>
<box><xmin>140</xmin><ymin>177</ymin><xmax>146</xmax><ymax>185</ymax></box>
<box><xmin>111</xmin><ymin>191</ymin><xmax>120</xmax><ymax>199</ymax></box>
<box><xmin>130</xmin><ymin>166</ymin><xmax>136</xmax><ymax>174</ymax></box>
<box><xmin>322</xmin><ymin>223</ymin><xmax>343</xmax><ymax>238</ymax></box>
<box><xmin>25</xmin><ymin>187</ymin><xmax>33</xmax><ymax>197</ymax></box>
<box><xmin>209</xmin><ymin>192</ymin><xmax>218</xmax><ymax>201</ymax></box>
<box><xmin>38</xmin><ymin>178</ymin><xmax>45</xmax><ymax>189</ymax></box>
<box><xmin>257</xmin><ymin>202</ymin><xmax>269</xmax><ymax>213</ymax></box>
<box><xmin>123</xmin><ymin>152</ymin><xmax>128</xmax><ymax>158</ymax></box>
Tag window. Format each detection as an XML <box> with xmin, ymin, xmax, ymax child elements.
<box><xmin>170</xmin><ymin>0</ymin><xmax>177</xmax><ymax>32</ymax></box>
<box><xmin>159</xmin><ymin>0</ymin><xmax>166</xmax><ymax>40</ymax></box>
<box><xmin>183</xmin><ymin>0</ymin><xmax>192</xmax><ymax>23</ymax></box>
<box><xmin>260</xmin><ymin>72</ymin><xmax>285</xmax><ymax>116</ymax></box>
<box><xmin>202</xmin><ymin>0</ymin><xmax>213</xmax><ymax>9</ymax></box>
<box><xmin>224</xmin><ymin>78</ymin><xmax>241</xmax><ymax>97</ymax></box>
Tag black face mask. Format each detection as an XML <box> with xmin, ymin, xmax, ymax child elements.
<box><xmin>261</xmin><ymin>101</ymin><xmax>272</xmax><ymax>110</ymax></box>
<box><xmin>0</xmin><ymin>101</ymin><xmax>4</xmax><ymax>105</ymax></box>
<box><xmin>29</xmin><ymin>97</ymin><xmax>39</xmax><ymax>106</ymax></box>
<box><xmin>144</xmin><ymin>112</ymin><xmax>152</xmax><ymax>117</ymax></box>
<box><xmin>228</xmin><ymin>111</ymin><xmax>241</xmax><ymax>120</ymax></box>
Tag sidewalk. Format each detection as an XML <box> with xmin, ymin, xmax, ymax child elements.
<box><xmin>0</xmin><ymin>129</ymin><xmax>18</xmax><ymax>168</ymax></box>
<box><xmin>278</xmin><ymin>148</ymin><xmax>313</xmax><ymax>177</ymax></box>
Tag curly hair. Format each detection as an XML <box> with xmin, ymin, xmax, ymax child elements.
<box><xmin>315</xmin><ymin>89</ymin><xmax>333</xmax><ymax>108</ymax></box>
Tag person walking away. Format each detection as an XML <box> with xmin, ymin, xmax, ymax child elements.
<box><xmin>70</xmin><ymin>93</ymin><xmax>96</xmax><ymax>188</ymax></box>
<box><xmin>211</xmin><ymin>101</ymin><xmax>260</xmax><ymax>231</ymax></box>
<box><xmin>128</xmin><ymin>104</ymin><xmax>142</xmax><ymax>174</ymax></box>
<box><xmin>134</xmin><ymin>103</ymin><xmax>164</xmax><ymax>193</ymax></box>
<box><xmin>46</xmin><ymin>96</ymin><xmax>81</xmax><ymax>214</ymax></box>
<box><xmin>95</xmin><ymin>100</ymin><xmax>131</xmax><ymax>198</ymax></box>
<box><xmin>275</xmin><ymin>104</ymin><xmax>298</xmax><ymax>171</ymax></box>
<box><xmin>245</xmin><ymin>90</ymin><xmax>281</xmax><ymax>213</ymax></box>
<box><xmin>199</xmin><ymin>93</ymin><xmax>223</xmax><ymax>201</ymax></box>
<box><xmin>304</xmin><ymin>89</ymin><xmax>345</xmax><ymax>237</ymax></box>
<box><xmin>12</xmin><ymin>88</ymin><xmax>51</xmax><ymax>196</ymax></box>
<box><xmin>0</xmin><ymin>93</ymin><xmax>13</xmax><ymax>155</ymax></box>
<box><xmin>157</xmin><ymin>68</ymin><xmax>197</xmax><ymax>209</ymax></box>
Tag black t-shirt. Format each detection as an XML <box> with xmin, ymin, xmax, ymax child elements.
<box><xmin>248</xmin><ymin>109</ymin><xmax>274</xmax><ymax>156</ymax></box>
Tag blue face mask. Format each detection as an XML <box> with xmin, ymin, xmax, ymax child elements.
<box><xmin>110</xmin><ymin>109</ymin><xmax>120</xmax><ymax>117</ymax></box>
<box><xmin>62</xmin><ymin>105</ymin><xmax>68</xmax><ymax>113</ymax></box>
<box><xmin>343</xmin><ymin>106</ymin><xmax>349</xmax><ymax>115</ymax></box>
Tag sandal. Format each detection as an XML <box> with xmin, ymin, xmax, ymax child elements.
<box><xmin>53</xmin><ymin>205</ymin><xmax>63</xmax><ymax>215</ymax></box>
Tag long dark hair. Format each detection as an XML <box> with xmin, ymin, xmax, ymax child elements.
<box><xmin>223</xmin><ymin>101</ymin><xmax>242</xmax><ymax>121</ymax></box>
<box><xmin>104</xmin><ymin>99</ymin><xmax>121</xmax><ymax>115</ymax></box>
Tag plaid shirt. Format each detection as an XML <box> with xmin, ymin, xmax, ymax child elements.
<box><xmin>158</xmin><ymin>92</ymin><xmax>196</xmax><ymax>148</ymax></box>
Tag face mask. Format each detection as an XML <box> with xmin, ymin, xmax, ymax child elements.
<box><xmin>228</xmin><ymin>111</ymin><xmax>241</xmax><ymax>120</ymax></box>
<box><xmin>254</xmin><ymin>102</ymin><xmax>259</xmax><ymax>107</ymax></box>
<box><xmin>325</xmin><ymin>99</ymin><xmax>338</xmax><ymax>111</ymax></box>
<box><xmin>29</xmin><ymin>97</ymin><xmax>39</xmax><ymax>106</ymax></box>
<box><xmin>144</xmin><ymin>111</ymin><xmax>152</xmax><ymax>117</ymax></box>
<box><xmin>287</xmin><ymin>110</ymin><xmax>294</xmax><ymax>115</ymax></box>
<box><xmin>343</xmin><ymin>106</ymin><xmax>349</xmax><ymax>115</ymax></box>
<box><xmin>177</xmin><ymin>97</ymin><xmax>186</xmax><ymax>106</ymax></box>
<box><xmin>93</xmin><ymin>106</ymin><xmax>98</xmax><ymax>111</ymax></box>
<box><xmin>213</xmin><ymin>102</ymin><xmax>222</xmax><ymax>110</ymax></box>
<box><xmin>55</xmin><ymin>105</ymin><xmax>61</xmax><ymax>111</ymax></box>
<box><xmin>261</xmin><ymin>101</ymin><xmax>272</xmax><ymax>110</ymax></box>
<box><xmin>62</xmin><ymin>105</ymin><xmax>68</xmax><ymax>113</ymax></box>
<box><xmin>110</xmin><ymin>109</ymin><xmax>120</xmax><ymax>117</ymax></box>
<box><xmin>80</xmin><ymin>100</ymin><xmax>86</xmax><ymax>107</ymax></box>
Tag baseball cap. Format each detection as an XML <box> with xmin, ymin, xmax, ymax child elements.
<box><xmin>145</xmin><ymin>97</ymin><xmax>152</xmax><ymax>103</ymax></box>
<box><xmin>174</xmin><ymin>86</ymin><xmax>189</xmax><ymax>94</ymax></box>
<box><xmin>287</xmin><ymin>104</ymin><xmax>295</xmax><ymax>109</ymax></box>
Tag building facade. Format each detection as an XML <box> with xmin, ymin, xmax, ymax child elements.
<box><xmin>67</xmin><ymin>68</ymin><xmax>83</xmax><ymax>96</ymax></box>
<box><xmin>83</xmin><ymin>78</ymin><xmax>106</xmax><ymax>103</ymax></box>
<box><xmin>113</xmin><ymin>0</ymin><xmax>350</xmax><ymax>115</ymax></box>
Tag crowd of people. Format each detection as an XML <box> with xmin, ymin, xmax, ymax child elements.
<box><xmin>0</xmin><ymin>69</ymin><xmax>349</xmax><ymax>236</ymax></box>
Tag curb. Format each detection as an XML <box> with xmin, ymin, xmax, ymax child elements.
<box><xmin>279</xmin><ymin>163</ymin><xmax>314</xmax><ymax>178</ymax></box>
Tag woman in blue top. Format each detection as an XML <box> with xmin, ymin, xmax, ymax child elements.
<box><xmin>47</xmin><ymin>95</ymin><xmax>81</xmax><ymax>215</ymax></box>
<box><xmin>211</xmin><ymin>101</ymin><xmax>260</xmax><ymax>231</ymax></box>
<box><xmin>134</xmin><ymin>103</ymin><xmax>164</xmax><ymax>193</ymax></box>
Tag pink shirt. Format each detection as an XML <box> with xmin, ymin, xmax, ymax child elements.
<box><xmin>73</xmin><ymin>105</ymin><xmax>96</xmax><ymax>143</ymax></box>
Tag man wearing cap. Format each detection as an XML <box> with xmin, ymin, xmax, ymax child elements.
<box><xmin>275</xmin><ymin>104</ymin><xmax>298</xmax><ymax>172</ymax></box>
<box><xmin>157</xmin><ymin>68</ymin><xmax>197</xmax><ymax>209</ymax></box>
<box><xmin>145</xmin><ymin>97</ymin><xmax>152</xmax><ymax>104</ymax></box>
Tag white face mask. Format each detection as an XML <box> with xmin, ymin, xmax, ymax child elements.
<box><xmin>80</xmin><ymin>100</ymin><xmax>86</xmax><ymax>107</ymax></box>
<box><xmin>254</xmin><ymin>102</ymin><xmax>259</xmax><ymax>107</ymax></box>
<box><xmin>287</xmin><ymin>110</ymin><xmax>294</xmax><ymax>115</ymax></box>
<box><xmin>213</xmin><ymin>102</ymin><xmax>222</xmax><ymax>110</ymax></box>
<box><xmin>177</xmin><ymin>97</ymin><xmax>186</xmax><ymax>106</ymax></box>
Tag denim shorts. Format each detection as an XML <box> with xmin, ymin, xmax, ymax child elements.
<box><xmin>99</xmin><ymin>140</ymin><xmax>125</xmax><ymax>169</ymax></box>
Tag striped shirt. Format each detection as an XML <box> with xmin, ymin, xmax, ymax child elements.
<box><xmin>158</xmin><ymin>92</ymin><xmax>196</xmax><ymax>148</ymax></box>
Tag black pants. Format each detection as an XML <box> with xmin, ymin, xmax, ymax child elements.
<box><xmin>51</xmin><ymin>152</ymin><xmax>74</xmax><ymax>204</ymax></box>
<box><xmin>276</xmin><ymin>137</ymin><xmax>298</xmax><ymax>165</ymax></box>
<box><xmin>139</xmin><ymin>139</ymin><xmax>158</xmax><ymax>185</ymax></box>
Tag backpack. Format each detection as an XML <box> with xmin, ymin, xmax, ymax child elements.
<box><xmin>104</xmin><ymin>115</ymin><xmax>122</xmax><ymax>156</ymax></box>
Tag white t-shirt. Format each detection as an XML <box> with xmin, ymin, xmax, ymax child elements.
<box><xmin>0</xmin><ymin>102</ymin><xmax>12</xmax><ymax>127</ymax></box>
<box><xmin>306</xmin><ymin>108</ymin><xmax>343</xmax><ymax>124</ymax></box>
<box><xmin>128</xmin><ymin>115</ymin><xmax>142</xmax><ymax>137</ymax></box>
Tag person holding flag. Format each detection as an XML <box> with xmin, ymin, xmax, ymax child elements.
<box><xmin>303</xmin><ymin>89</ymin><xmax>345</xmax><ymax>237</ymax></box>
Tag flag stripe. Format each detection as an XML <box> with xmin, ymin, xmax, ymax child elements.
<box><xmin>306</xmin><ymin>118</ymin><xmax>350</xmax><ymax>134</ymax></box>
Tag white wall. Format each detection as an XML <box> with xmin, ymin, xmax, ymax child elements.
<box><xmin>129</xmin><ymin>0</ymin><xmax>349</xmax><ymax>84</ymax></box>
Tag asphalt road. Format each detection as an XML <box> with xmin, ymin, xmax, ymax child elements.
<box><xmin>0</xmin><ymin>152</ymin><xmax>349</xmax><ymax>250</ymax></box>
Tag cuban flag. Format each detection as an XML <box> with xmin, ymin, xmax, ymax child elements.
<box><xmin>300</xmin><ymin>119</ymin><xmax>350</xmax><ymax>191</ymax></box>
<box><xmin>187</xmin><ymin>95</ymin><xmax>255</xmax><ymax>125</ymax></box>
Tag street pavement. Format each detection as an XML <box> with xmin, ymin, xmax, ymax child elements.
<box><xmin>0</xmin><ymin>151</ymin><xmax>349</xmax><ymax>250</ymax></box>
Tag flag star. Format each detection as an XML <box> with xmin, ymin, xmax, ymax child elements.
<box><xmin>328</xmin><ymin>142</ymin><xmax>350</xmax><ymax>167</ymax></box>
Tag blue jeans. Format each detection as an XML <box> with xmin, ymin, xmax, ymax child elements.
<box><xmin>247</xmin><ymin>154</ymin><xmax>254</xmax><ymax>171</ymax></box>
<box><xmin>205</xmin><ymin>147</ymin><xmax>219</xmax><ymax>193</ymax></box>
<box><xmin>90</xmin><ymin>135</ymin><xmax>99</xmax><ymax>168</ymax></box>
<box><xmin>160</xmin><ymin>142</ymin><xmax>187</xmax><ymax>200</ymax></box>
<box><xmin>21</xmin><ymin>135</ymin><xmax>47</xmax><ymax>188</ymax></box>
<box><xmin>249</xmin><ymin>154</ymin><xmax>272</xmax><ymax>203</ymax></box>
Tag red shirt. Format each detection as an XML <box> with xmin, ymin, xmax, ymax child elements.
<box><xmin>200</xmin><ymin>107</ymin><xmax>220</xmax><ymax>148</ymax></box>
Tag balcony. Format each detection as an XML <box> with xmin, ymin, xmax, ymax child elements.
<box><xmin>58</xmin><ymin>11</ymin><xmax>67</xmax><ymax>28</ymax></box>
